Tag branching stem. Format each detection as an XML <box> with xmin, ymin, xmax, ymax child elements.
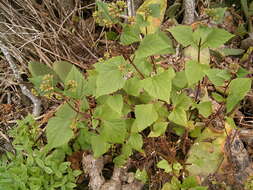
<box><xmin>127</xmin><ymin>56</ymin><xmax>145</xmax><ymax>79</ymax></box>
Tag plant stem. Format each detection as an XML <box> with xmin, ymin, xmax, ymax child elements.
<box><xmin>150</xmin><ymin>56</ymin><xmax>157</xmax><ymax>74</ymax></box>
<box><xmin>197</xmin><ymin>39</ymin><xmax>201</xmax><ymax>63</ymax></box>
<box><xmin>127</xmin><ymin>56</ymin><xmax>145</xmax><ymax>79</ymax></box>
<box><xmin>194</xmin><ymin>39</ymin><xmax>202</xmax><ymax>102</ymax></box>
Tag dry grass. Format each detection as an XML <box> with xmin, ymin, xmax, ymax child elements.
<box><xmin>0</xmin><ymin>0</ymin><xmax>98</xmax><ymax>70</ymax></box>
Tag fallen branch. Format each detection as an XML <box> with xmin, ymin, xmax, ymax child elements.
<box><xmin>182</xmin><ymin>0</ymin><xmax>195</xmax><ymax>24</ymax></box>
<box><xmin>82</xmin><ymin>153</ymin><xmax>144</xmax><ymax>190</ymax></box>
<box><xmin>0</xmin><ymin>42</ymin><xmax>41</xmax><ymax>117</ymax></box>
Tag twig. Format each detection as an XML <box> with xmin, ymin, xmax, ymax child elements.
<box><xmin>0</xmin><ymin>42</ymin><xmax>41</xmax><ymax>117</ymax></box>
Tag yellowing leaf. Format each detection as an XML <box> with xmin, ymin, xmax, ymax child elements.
<box><xmin>186</xmin><ymin>124</ymin><xmax>232</xmax><ymax>179</ymax></box>
<box><xmin>183</xmin><ymin>46</ymin><xmax>210</xmax><ymax>65</ymax></box>
<box><xmin>137</xmin><ymin>0</ymin><xmax>167</xmax><ymax>34</ymax></box>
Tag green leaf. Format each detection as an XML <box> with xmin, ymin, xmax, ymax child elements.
<box><xmin>148</xmin><ymin>122</ymin><xmax>168</xmax><ymax>137</ymax></box>
<box><xmin>226</xmin><ymin>78</ymin><xmax>252</xmax><ymax>113</ymax></box>
<box><xmin>28</xmin><ymin>62</ymin><xmax>55</xmax><ymax>77</ymax></box>
<box><xmin>172</xmin><ymin>71</ymin><xmax>188</xmax><ymax>89</ymax></box>
<box><xmin>205</xmin><ymin>7</ymin><xmax>226</xmax><ymax>24</ymax></box>
<box><xmin>96</xmin><ymin>1</ymin><xmax>114</xmax><ymax>23</ymax></box>
<box><xmin>173</xmin><ymin>162</ymin><xmax>182</xmax><ymax>173</ymax></box>
<box><xmin>170</xmin><ymin>92</ymin><xmax>191</xmax><ymax>129</ymax></box>
<box><xmin>94</xmin><ymin>104</ymin><xmax>121</xmax><ymax>121</ymax></box>
<box><xmin>85</xmin><ymin>70</ymin><xmax>98</xmax><ymax>95</ymax></box>
<box><xmin>95</xmin><ymin>56</ymin><xmax>126</xmax><ymax>97</ymax></box>
<box><xmin>106</xmin><ymin>31</ymin><xmax>118</xmax><ymax>41</ymax></box>
<box><xmin>204</xmin><ymin>69</ymin><xmax>230</xmax><ymax>86</ymax></box>
<box><xmin>114</xmin><ymin>143</ymin><xmax>133</xmax><ymax>166</ymax></box>
<box><xmin>149</xmin><ymin>3</ymin><xmax>161</xmax><ymax>17</ymax></box>
<box><xmin>135</xmin><ymin>104</ymin><xmax>158</xmax><ymax>131</ymax></box>
<box><xmin>44</xmin><ymin>167</ymin><xmax>53</xmax><ymax>174</ymax></box>
<box><xmin>168</xmin><ymin>107</ymin><xmax>187</xmax><ymax>126</ymax></box>
<box><xmin>162</xmin><ymin>177</ymin><xmax>181</xmax><ymax>190</ymax></box>
<box><xmin>91</xmin><ymin>135</ymin><xmax>110</xmax><ymax>158</ymax></box>
<box><xmin>53</xmin><ymin>61</ymin><xmax>73</xmax><ymax>82</ymax></box>
<box><xmin>35</xmin><ymin>158</ymin><xmax>45</xmax><ymax>168</ymax></box>
<box><xmin>135</xmin><ymin>31</ymin><xmax>174</xmax><ymax>59</ymax></box>
<box><xmin>133</xmin><ymin>57</ymin><xmax>152</xmax><ymax>76</ymax></box>
<box><xmin>157</xmin><ymin>159</ymin><xmax>172</xmax><ymax>173</ymax></box>
<box><xmin>226</xmin><ymin>117</ymin><xmax>237</xmax><ymax>129</ymax></box>
<box><xmin>192</xmin><ymin>25</ymin><xmax>213</xmax><ymax>47</ymax></box>
<box><xmin>135</xmin><ymin>169</ymin><xmax>148</xmax><ymax>183</ymax></box>
<box><xmin>46</xmin><ymin>103</ymin><xmax>76</xmax><ymax>149</ymax></box>
<box><xmin>64</xmin><ymin>65</ymin><xmax>87</xmax><ymax>98</ymax></box>
<box><xmin>185</xmin><ymin>60</ymin><xmax>205</xmax><ymax>86</ymax></box>
<box><xmin>142</xmin><ymin>68</ymin><xmax>175</xmax><ymax>102</ymax></box>
<box><xmin>100</xmin><ymin>119</ymin><xmax>127</xmax><ymax>144</ymax></box>
<box><xmin>211</xmin><ymin>92</ymin><xmax>225</xmax><ymax>103</ymax></box>
<box><xmin>136</xmin><ymin>14</ymin><xmax>149</xmax><ymax>28</ymax></box>
<box><xmin>219</xmin><ymin>48</ymin><xmax>244</xmax><ymax>56</ymax></box>
<box><xmin>196</xmin><ymin>101</ymin><xmax>212</xmax><ymax>117</ymax></box>
<box><xmin>154</xmin><ymin>101</ymin><xmax>169</xmax><ymax>119</ymax></box>
<box><xmin>46</xmin><ymin>117</ymin><xmax>74</xmax><ymax>149</ymax></box>
<box><xmin>237</xmin><ymin>67</ymin><xmax>250</xmax><ymax>78</ymax></box>
<box><xmin>200</xmin><ymin>27</ymin><xmax>234</xmax><ymax>49</ymax></box>
<box><xmin>171</xmin><ymin>92</ymin><xmax>192</xmax><ymax>110</ymax></box>
<box><xmin>168</xmin><ymin>25</ymin><xmax>194</xmax><ymax>46</ymax></box>
<box><xmin>106</xmin><ymin>94</ymin><xmax>123</xmax><ymax>114</ymax></box>
<box><xmin>128</xmin><ymin>133</ymin><xmax>143</xmax><ymax>152</ymax></box>
<box><xmin>181</xmin><ymin>176</ymin><xmax>198</xmax><ymax>189</ymax></box>
<box><xmin>120</xmin><ymin>25</ymin><xmax>141</xmax><ymax>45</ymax></box>
<box><xmin>123</xmin><ymin>77</ymin><xmax>141</xmax><ymax>96</ymax></box>
<box><xmin>55</xmin><ymin>103</ymin><xmax>76</xmax><ymax>119</ymax></box>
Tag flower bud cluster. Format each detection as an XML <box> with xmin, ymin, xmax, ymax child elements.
<box><xmin>93</xmin><ymin>1</ymin><xmax>126</xmax><ymax>27</ymax></box>
<box><xmin>65</xmin><ymin>80</ymin><xmax>77</xmax><ymax>92</ymax></box>
<box><xmin>39</xmin><ymin>74</ymin><xmax>54</xmax><ymax>98</ymax></box>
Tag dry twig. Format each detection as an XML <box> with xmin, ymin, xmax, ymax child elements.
<box><xmin>0</xmin><ymin>43</ymin><xmax>41</xmax><ymax>116</ymax></box>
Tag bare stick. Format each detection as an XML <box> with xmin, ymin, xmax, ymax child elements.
<box><xmin>0</xmin><ymin>42</ymin><xmax>41</xmax><ymax>117</ymax></box>
<box><xmin>182</xmin><ymin>0</ymin><xmax>195</xmax><ymax>24</ymax></box>
<box><xmin>82</xmin><ymin>154</ymin><xmax>144</xmax><ymax>190</ymax></box>
<box><xmin>127</xmin><ymin>0</ymin><xmax>135</xmax><ymax>17</ymax></box>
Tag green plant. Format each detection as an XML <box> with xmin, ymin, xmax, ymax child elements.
<box><xmin>161</xmin><ymin>176</ymin><xmax>208</xmax><ymax>190</ymax></box>
<box><xmin>27</xmin><ymin>0</ymin><xmax>252</xmax><ymax>187</ymax></box>
<box><xmin>0</xmin><ymin>115</ymin><xmax>81</xmax><ymax>190</ymax></box>
<box><xmin>157</xmin><ymin>159</ymin><xmax>182</xmax><ymax>176</ymax></box>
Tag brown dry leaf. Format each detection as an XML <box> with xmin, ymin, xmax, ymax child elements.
<box><xmin>67</xmin><ymin>151</ymin><xmax>84</xmax><ymax>170</ymax></box>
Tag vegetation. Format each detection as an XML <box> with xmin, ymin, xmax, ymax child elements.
<box><xmin>0</xmin><ymin>0</ymin><xmax>253</xmax><ymax>189</ymax></box>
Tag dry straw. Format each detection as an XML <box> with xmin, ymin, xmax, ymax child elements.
<box><xmin>0</xmin><ymin>0</ymin><xmax>98</xmax><ymax>69</ymax></box>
